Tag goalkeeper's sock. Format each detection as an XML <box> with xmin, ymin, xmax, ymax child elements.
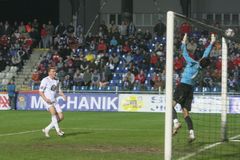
<box><xmin>184</xmin><ymin>116</ymin><xmax>193</xmax><ymax>130</ymax></box>
<box><xmin>173</xmin><ymin>108</ymin><xmax>178</xmax><ymax>120</ymax></box>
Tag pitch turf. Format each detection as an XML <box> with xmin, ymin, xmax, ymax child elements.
<box><xmin>0</xmin><ymin>111</ymin><xmax>239</xmax><ymax>160</ymax></box>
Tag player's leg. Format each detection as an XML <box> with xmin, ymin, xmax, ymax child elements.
<box><xmin>55</xmin><ymin>103</ymin><xmax>64</xmax><ymax>122</ymax></box>
<box><xmin>172</xmin><ymin>100</ymin><xmax>182</xmax><ymax>135</ymax></box>
<box><xmin>55</xmin><ymin>103</ymin><xmax>65</xmax><ymax>135</ymax></box>
<box><xmin>43</xmin><ymin>105</ymin><xmax>63</xmax><ymax>137</ymax></box>
<box><xmin>42</xmin><ymin>106</ymin><xmax>57</xmax><ymax>137</ymax></box>
<box><xmin>182</xmin><ymin>108</ymin><xmax>195</xmax><ymax>142</ymax></box>
<box><xmin>172</xmin><ymin>84</ymin><xmax>184</xmax><ymax>135</ymax></box>
<box><xmin>183</xmin><ymin>87</ymin><xmax>195</xmax><ymax>142</ymax></box>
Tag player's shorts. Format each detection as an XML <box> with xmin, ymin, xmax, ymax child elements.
<box><xmin>42</xmin><ymin>98</ymin><xmax>62</xmax><ymax>113</ymax></box>
<box><xmin>173</xmin><ymin>83</ymin><xmax>193</xmax><ymax>111</ymax></box>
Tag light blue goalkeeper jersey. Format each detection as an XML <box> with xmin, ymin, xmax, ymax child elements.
<box><xmin>180</xmin><ymin>43</ymin><xmax>213</xmax><ymax>85</ymax></box>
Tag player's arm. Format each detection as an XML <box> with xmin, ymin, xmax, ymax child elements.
<box><xmin>59</xmin><ymin>90</ymin><xmax>67</xmax><ymax>101</ymax></box>
<box><xmin>202</xmin><ymin>34</ymin><xmax>216</xmax><ymax>58</ymax></box>
<box><xmin>39</xmin><ymin>91</ymin><xmax>53</xmax><ymax>104</ymax></box>
<box><xmin>181</xmin><ymin>33</ymin><xmax>196</xmax><ymax>63</ymax></box>
<box><xmin>57</xmin><ymin>82</ymin><xmax>67</xmax><ymax>101</ymax></box>
<box><xmin>39</xmin><ymin>79</ymin><xmax>52</xmax><ymax>104</ymax></box>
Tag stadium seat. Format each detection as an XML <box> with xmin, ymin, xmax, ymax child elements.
<box><xmin>202</xmin><ymin>87</ymin><xmax>210</xmax><ymax>93</ymax></box>
<box><xmin>211</xmin><ymin>86</ymin><xmax>221</xmax><ymax>92</ymax></box>
<box><xmin>133</xmin><ymin>86</ymin><xmax>140</xmax><ymax>91</ymax></box>
<box><xmin>0</xmin><ymin>72</ymin><xmax>5</xmax><ymax>79</ymax></box>
<box><xmin>80</xmin><ymin>86</ymin><xmax>87</xmax><ymax>90</ymax></box>
<box><xmin>149</xmin><ymin>67</ymin><xmax>154</xmax><ymax>73</ymax></box>
<box><xmin>1</xmin><ymin>79</ymin><xmax>9</xmax><ymax>85</ymax></box>
<box><xmin>194</xmin><ymin>86</ymin><xmax>202</xmax><ymax>92</ymax></box>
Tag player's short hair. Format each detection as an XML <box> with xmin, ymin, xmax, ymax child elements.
<box><xmin>48</xmin><ymin>67</ymin><xmax>56</xmax><ymax>73</ymax></box>
<box><xmin>199</xmin><ymin>57</ymin><xmax>210</xmax><ymax>68</ymax></box>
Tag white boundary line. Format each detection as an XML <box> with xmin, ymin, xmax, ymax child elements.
<box><xmin>0</xmin><ymin>127</ymin><xmax>160</xmax><ymax>137</ymax></box>
<box><xmin>0</xmin><ymin>130</ymin><xmax>40</xmax><ymax>137</ymax></box>
<box><xmin>177</xmin><ymin>134</ymin><xmax>240</xmax><ymax>160</ymax></box>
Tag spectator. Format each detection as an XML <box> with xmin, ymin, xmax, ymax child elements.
<box><xmin>83</xmin><ymin>69</ymin><xmax>92</xmax><ymax>87</ymax></box>
<box><xmin>55</xmin><ymin>22</ymin><xmax>65</xmax><ymax>36</ymax></box>
<box><xmin>144</xmin><ymin>29</ymin><xmax>152</xmax><ymax>41</ymax></box>
<box><xmin>7</xmin><ymin>80</ymin><xmax>16</xmax><ymax>110</ymax></box>
<box><xmin>154</xmin><ymin>19</ymin><xmax>166</xmax><ymax>37</ymax></box>
<box><xmin>66</xmin><ymin>22</ymin><xmax>74</xmax><ymax>36</ymax></box>
<box><xmin>119</xmin><ymin>21</ymin><xmax>127</xmax><ymax>37</ymax></box>
<box><xmin>91</xmin><ymin>69</ymin><xmax>100</xmax><ymax>87</ymax></box>
<box><xmin>32</xmin><ymin>19</ymin><xmax>39</xmax><ymax>33</ymax></box>
<box><xmin>46</xmin><ymin>20</ymin><xmax>55</xmax><ymax>46</ymax></box>
<box><xmin>122</xmin><ymin>70</ymin><xmax>135</xmax><ymax>90</ymax></box>
<box><xmin>127</xmin><ymin>21</ymin><xmax>136</xmax><ymax>36</ymax></box>
<box><xmin>108</xmin><ymin>20</ymin><xmax>118</xmax><ymax>37</ymax></box>
<box><xmin>40</xmin><ymin>24</ymin><xmax>48</xmax><ymax>48</ymax></box>
<box><xmin>187</xmin><ymin>39</ymin><xmax>197</xmax><ymax>53</ymax></box>
<box><xmin>62</xmin><ymin>75</ymin><xmax>72</xmax><ymax>90</ymax></box>
<box><xmin>97</xmin><ymin>39</ymin><xmax>107</xmax><ymax>53</ymax></box>
<box><xmin>29</xmin><ymin>27</ymin><xmax>40</xmax><ymax>48</ymax></box>
<box><xmin>150</xmin><ymin>52</ymin><xmax>159</xmax><ymax>67</ymax></box>
<box><xmin>73</xmin><ymin>69</ymin><xmax>84</xmax><ymax>86</ymax></box>
<box><xmin>110</xmin><ymin>36</ymin><xmax>118</xmax><ymax>47</ymax></box>
<box><xmin>150</xmin><ymin>72</ymin><xmax>164</xmax><ymax>90</ymax></box>
<box><xmin>32</xmin><ymin>69</ymin><xmax>40</xmax><ymax>84</ymax></box>
<box><xmin>135</xmin><ymin>69</ymin><xmax>146</xmax><ymax>85</ymax></box>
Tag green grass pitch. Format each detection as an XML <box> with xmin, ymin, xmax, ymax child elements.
<box><xmin>0</xmin><ymin>111</ymin><xmax>239</xmax><ymax>160</ymax></box>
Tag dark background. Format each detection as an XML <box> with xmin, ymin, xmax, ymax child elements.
<box><xmin>0</xmin><ymin>0</ymin><xmax>59</xmax><ymax>24</ymax></box>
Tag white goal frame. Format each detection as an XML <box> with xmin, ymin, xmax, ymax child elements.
<box><xmin>164</xmin><ymin>11</ymin><xmax>228</xmax><ymax>160</ymax></box>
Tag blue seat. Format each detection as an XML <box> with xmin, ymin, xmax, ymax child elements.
<box><xmin>133</xmin><ymin>86</ymin><xmax>140</xmax><ymax>91</ymax></box>
<box><xmin>80</xmin><ymin>86</ymin><xmax>87</xmax><ymax>90</ymax></box>
<box><xmin>211</xmin><ymin>86</ymin><xmax>221</xmax><ymax>92</ymax></box>
<box><xmin>112</xmin><ymin>73</ymin><xmax>119</xmax><ymax>80</ymax></box>
<box><xmin>149</xmin><ymin>67</ymin><xmax>154</xmax><ymax>73</ymax></box>
<box><xmin>194</xmin><ymin>86</ymin><xmax>202</xmax><ymax>92</ymax></box>
<box><xmin>202</xmin><ymin>87</ymin><xmax>210</xmax><ymax>93</ymax></box>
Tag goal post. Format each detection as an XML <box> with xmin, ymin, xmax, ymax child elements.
<box><xmin>164</xmin><ymin>11</ymin><xmax>174</xmax><ymax>160</ymax></box>
<box><xmin>164</xmin><ymin>11</ymin><xmax>229</xmax><ymax>160</ymax></box>
<box><xmin>221</xmin><ymin>37</ymin><xmax>228</xmax><ymax>141</ymax></box>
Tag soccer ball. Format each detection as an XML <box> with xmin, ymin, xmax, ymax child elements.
<box><xmin>225</xmin><ymin>28</ymin><xmax>235</xmax><ymax>37</ymax></box>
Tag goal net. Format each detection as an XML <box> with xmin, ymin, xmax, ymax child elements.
<box><xmin>164</xmin><ymin>11</ymin><xmax>240</xmax><ymax>160</ymax></box>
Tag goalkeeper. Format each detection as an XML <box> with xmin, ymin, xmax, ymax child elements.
<box><xmin>172</xmin><ymin>33</ymin><xmax>216</xmax><ymax>142</ymax></box>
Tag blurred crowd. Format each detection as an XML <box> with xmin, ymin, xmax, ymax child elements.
<box><xmin>0</xmin><ymin>20</ymin><xmax>33</xmax><ymax>72</ymax></box>
<box><xmin>1</xmin><ymin>18</ymin><xmax>240</xmax><ymax>92</ymax></box>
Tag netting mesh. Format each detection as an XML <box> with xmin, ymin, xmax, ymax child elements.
<box><xmin>167</xmin><ymin>13</ymin><xmax>240</xmax><ymax>160</ymax></box>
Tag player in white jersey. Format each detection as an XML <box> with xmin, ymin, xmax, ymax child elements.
<box><xmin>39</xmin><ymin>67</ymin><xmax>67</xmax><ymax>137</ymax></box>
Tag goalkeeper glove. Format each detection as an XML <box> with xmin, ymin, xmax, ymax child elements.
<box><xmin>182</xmin><ymin>33</ymin><xmax>187</xmax><ymax>44</ymax></box>
<box><xmin>211</xmin><ymin>34</ymin><xmax>216</xmax><ymax>44</ymax></box>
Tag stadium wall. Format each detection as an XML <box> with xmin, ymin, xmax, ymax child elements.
<box><xmin>191</xmin><ymin>0</ymin><xmax>240</xmax><ymax>13</ymax></box>
<box><xmin>10</xmin><ymin>92</ymin><xmax>240</xmax><ymax>114</ymax></box>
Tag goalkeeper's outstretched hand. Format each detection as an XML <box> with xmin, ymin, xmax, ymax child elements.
<box><xmin>182</xmin><ymin>33</ymin><xmax>187</xmax><ymax>44</ymax></box>
<box><xmin>210</xmin><ymin>34</ymin><xmax>216</xmax><ymax>44</ymax></box>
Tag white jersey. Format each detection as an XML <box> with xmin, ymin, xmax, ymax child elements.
<box><xmin>39</xmin><ymin>76</ymin><xmax>60</xmax><ymax>102</ymax></box>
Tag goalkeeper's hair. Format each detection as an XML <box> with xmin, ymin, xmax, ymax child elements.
<box><xmin>199</xmin><ymin>57</ymin><xmax>210</xmax><ymax>68</ymax></box>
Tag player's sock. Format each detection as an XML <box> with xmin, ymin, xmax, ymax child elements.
<box><xmin>51</xmin><ymin>115</ymin><xmax>60</xmax><ymax>132</ymax></box>
<box><xmin>184</xmin><ymin>116</ymin><xmax>193</xmax><ymax>130</ymax></box>
<box><xmin>45</xmin><ymin>122</ymin><xmax>54</xmax><ymax>132</ymax></box>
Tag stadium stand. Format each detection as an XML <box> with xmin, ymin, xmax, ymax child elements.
<box><xmin>0</xmin><ymin>20</ymin><xmax>239</xmax><ymax>93</ymax></box>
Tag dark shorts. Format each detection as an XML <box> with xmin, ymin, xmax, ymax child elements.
<box><xmin>173</xmin><ymin>83</ymin><xmax>193</xmax><ymax>111</ymax></box>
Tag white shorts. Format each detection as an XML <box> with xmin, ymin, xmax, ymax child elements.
<box><xmin>42</xmin><ymin>99</ymin><xmax>62</xmax><ymax>113</ymax></box>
